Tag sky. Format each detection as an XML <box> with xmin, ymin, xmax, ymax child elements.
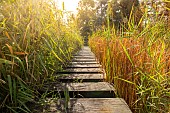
<box><xmin>56</xmin><ymin>0</ymin><xmax>80</xmax><ymax>13</ymax></box>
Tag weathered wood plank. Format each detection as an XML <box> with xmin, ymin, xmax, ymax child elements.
<box><xmin>78</xmin><ymin>51</ymin><xmax>93</xmax><ymax>53</ymax></box>
<box><xmin>45</xmin><ymin>98</ymin><xmax>132</xmax><ymax>113</ymax></box>
<box><xmin>66</xmin><ymin>82</ymin><xmax>114</xmax><ymax>91</ymax></box>
<box><xmin>74</xmin><ymin>54</ymin><xmax>95</xmax><ymax>56</ymax></box>
<box><xmin>76</xmin><ymin>51</ymin><xmax>94</xmax><ymax>55</ymax></box>
<box><xmin>72</xmin><ymin>58</ymin><xmax>96</xmax><ymax>62</ymax></box>
<box><xmin>79</xmin><ymin>49</ymin><xmax>91</xmax><ymax>51</ymax></box>
<box><xmin>82</xmin><ymin>46</ymin><xmax>91</xmax><ymax>49</ymax></box>
<box><xmin>79</xmin><ymin>49</ymin><xmax>91</xmax><ymax>52</ymax></box>
<box><xmin>67</xmin><ymin>64</ymin><xmax>101</xmax><ymax>68</ymax></box>
<box><xmin>74</xmin><ymin>55</ymin><xmax>95</xmax><ymax>58</ymax></box>
<box><xmin>73</xmin><ymin>56</ymin><xmax>96</xmax><ymax>59</ymax></box>
<box><xmin>63</xmin><ymin>68</ymin><xmax>103</xmax><ymax>73</ymax></box>
<box><xmin>78</xmin><ymin>50</ymin><xmax>91</xmax><ymax>53</ymax></box>
<box><xmin>57</xmin><ymin>73</ymin><xmax>103</xmax><ymax>80</ymax></box>
<box><xmin>74</xmin><ymin>53</ymin><xmax>95</xmax><ymax>56</ymax></box>
<box><xmin>79</xmin><ymin>48</ymin><xmax>91</xmax><ymax>51</ymax></box>
<box><xmin>72</xmin><ymin>59</ymin><xmax>97</xmax><ymax>63</ymax></box>
<box><xmin>42</xmin><ymin>82</ymin><xmax>115</xmax><ymax>92</ymax></box>
<box><xmin>80</xmin><ymin>47</ymin><xmax>91</xmax><ymax>50</ymax></box>
<box><xmin>70</xmin><ymin>62</ymin><xmax>99</xmax><ymax>64</ymax></box>
<box><xmin>77</xmin><ymin>52</ymin><xmax>92</xmax><ymax>54</ymax></box>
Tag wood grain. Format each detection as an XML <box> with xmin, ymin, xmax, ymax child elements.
<box><xmin>45</xmin><ymin>98</ymin><xmax>132</xmax><ymax>113</ymax></box>
<box><xmin>42</xmin><ymin>82</ymin><xmax>115</xmax><ymax>92</ymax></box>
<box><xmin>64</xmin><ymin>68</ymin><xmax>103</xmax><ymax>73</ymax></box>
<box><xmin>58</xmin><ymin>73</ymin><xmax>103</xmax><ymax>80</ymax></box>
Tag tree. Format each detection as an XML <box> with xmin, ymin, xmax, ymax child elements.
<box><xmin>77</xmin><ymin>0</ymin><xmax>142</xmax><ymax>35</ymax></box>
<box><xmin>77</xmin><ymin>0</ymin><xmax>96</xmax><ymax>38</ymax></box>
<box><xmin>95</xmin><ymin>0</ymin><xmax>108</xmax><ymax>29</ymax></box>
<box><xmin>112</xmin><ymin>0</ymin><xmax>141</xmax><ymax>30</ymax></box>
<box><xmin>140</xmin><ymin>0</ymin><xmax>169</xmax><ymax>26</ymax></box>
<box><xmin>166</xmin><ymin>1</ymin><xmax>170</xmax><ymax>28</ymax></box>
<box><xmin>119</xmin><ymin>0</ymin><xmax>139</xmax><ymax>18</ymax></box>
<box><xmin>95</xmin><ymin>0</ymin><xmax>141</xmax><ymax>31</ymax></box>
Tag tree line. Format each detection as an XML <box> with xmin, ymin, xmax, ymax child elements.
<box><xmin>76</xmin><ymin>0</ymin><xmax>169</xmax><ymax>38</ymax></box>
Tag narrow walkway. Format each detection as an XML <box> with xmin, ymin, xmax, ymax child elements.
<box><xmin>41</xmin><ymin>46</ymin><xmax>132</xmax><ymax>113</ymax></box>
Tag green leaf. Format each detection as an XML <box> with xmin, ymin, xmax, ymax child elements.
<box><xmin>119</xmin><ymin>41</ymin><xmax>134</xmax><ymax>66</ymax></box>
<box><xmin>7</xmin><ymin>75</ymin><xmax>13</xmax><ymax>102</ymax></box>
<box><xmin>42</xmin><ymin>37</ymin><xmax>63</xmax><ymax>62</ymax></box>
<box><xmin>18</xmin><ymin>99</ymin><xmax>31</xmax><ymax>113</ymax></box>
<box><xmin>157</xmin><ymin>41</ymin><xmax>165</xmax><ymax>68</ymax></box>
<box><xmin>5</xmin><ymin>54</ymin><xmax>25</xmax><ymax>72</ymax></box>
<box><xmin>0</xmin><ymin>58</ymin><xmax>14</xmax><ymax>65</ymax></box>
<box><xmin>13</xmin><ymin>79</ymin><xmax>17</xmax><ymax>104</ymax></box>
<box><xmin>114</xmin><ymin>77</ymin><xmax>136</xmax><ymax>85</ymax></box>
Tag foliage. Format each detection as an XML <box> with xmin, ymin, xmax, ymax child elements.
<box><xmin>0</xmin><ymin>0</ymin><xmax>83</xmax><ymax>112</ymax></box>
<box><xmin>77</xmin><ymin>0</ymin><xmax>142</xmax><ymax>39</ymax></box>
<box><xmin>95</xmin><ymin>0</ymin><xmax>108</xmax><ymax>29</ymax></box>
<box><xmin>77</xmin><ymin>0</ymin><xmax>96</xmax><ymax>38</ymax></box>
<box><xmin>89</xmin><ymin>2</ymin><xmax>170</xmax><ymax>112</ymax></box>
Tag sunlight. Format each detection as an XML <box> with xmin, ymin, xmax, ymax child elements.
<box><xmin>1</xmin><ymin>0</ymin><xmax>169</xmax><ymax>113</ymax></box>
<box><xmin>56</xmin><ymin>0</ymin><xmax>80</xmax><ymax>13</ymax></box>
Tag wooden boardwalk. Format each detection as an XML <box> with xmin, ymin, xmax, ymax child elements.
<box><xmin>39</xmin><ymin>46</ymin><xmax>132</xmax><ymax>113</ymax></box>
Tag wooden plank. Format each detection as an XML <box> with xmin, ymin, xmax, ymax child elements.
<box><xmin>79</xmin><ymin>49</ymin><xmax>91</xmax><ymax>51</ymax></box>
<box><xmin>76</xmin><ymin>51</ymin><xmax>94</xmax><ymax>55</ymax></box>
<box><xmin>57</xmin><ymin>73</ymin><xmax>103</xmax><ymax>80</ymax></box>
<box><xmin>73</xmin><ymin>55</ymin><xmax>96</xmax><ymax>58</ymax></box>
<box><xmin>78</xmin><ymin>51</ymin><xmax>92</xmax><ymax>53</ymax></box>
<box><xmin>64</xmin><ymin>68</ymin><xmax>103</xmax><ymax>73</ymax></box>
<box><xmin>45</xmin><ymin>98</ymin><xmax>132</xmax><ymax>113</ymax></box>
<box><xmin>72</xmin><ymin>58</ymin><xmax>96</xmax><ymax>62</ymax></box>
<box><xmin>67</xmin><ymin>64</ymin><xmax>101</xmax><ymax>68</ymax></box>
<box><xmin>77</xmin><ymin>52</ymin><xmax>94</xmax><ymax>54</ymax></box>
<box><xmin>78</xmin><ymin>50</ymin><xmax>91</xmax><ymax>53</ymax></box>
<box><xmin>76</xmin><ymin>54</ymin><xmax>95</xmax><ymax>56</ymax></box>
<box><xmin>81</xmin><ymin>47</ymin><xmax>91</xmax><ymax>50</ymax></box>
<box><xmin>70</xmin><ymin>62</ymin><xmax>99</xmax><ymax>64</ymax></box>
<box><xmin>72</xmin><ymin>58</ymin><xmax>96</xmax><ymax>60</ymax></box>
<box><xmin>78</xmin><ymin>50</ymin><xmax>92</xmax><ymax>53</ymax></box>
<box><xmin>42</xmin><ymin>82</ymin><xmax>115</xmax><ymax>92</ymax></box>
<box><xmin>73</xmin><ymin>56</ymin><xmax>96</xmax><ymax>59</ymax></box>
<box><xmin>74</xmin><ymin>53</ymin><xmax>95</xmax><ymax>56</ymax></box>
<box><xmin>66</xmin><ymin>82</ymin><xmax>114</xmax><ymax>91</ymax></box>
<box><xmin>78</xmin><ymin>49</ymin><xmax>91</xmax><ymax>51</ymax></box>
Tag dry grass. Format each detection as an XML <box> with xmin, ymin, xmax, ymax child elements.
<box><xmin>89</xmin><ymin>19</ymin><xmax>170</xmax><ymax>113</ymax></box>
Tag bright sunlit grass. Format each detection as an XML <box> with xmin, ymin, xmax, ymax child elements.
<box><xmin>0</xmin><ymin>0</ymin><xmax>169</xmax><ymax>113</ymax></box>
<box><xmin>0</xmin><ymin>0</ymin><xmax>83</xmax><ymax>112</ymax></box>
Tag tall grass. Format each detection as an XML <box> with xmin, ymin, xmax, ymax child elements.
<box><xmin>0</xmin><ymin>0</ymin><xmax>83</xmax><ymax>112</ymax></box>
<box><xmin>89</xmin><ymin>7</ymin><xmax>170</xmax><ymax>113</ymax></box>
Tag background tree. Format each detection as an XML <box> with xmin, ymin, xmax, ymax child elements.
<box><xmin>77</xmin><ymin>0</ymin><xmax>96</xmax><ymax>38</ymax></box>
<box><xmin>164</xmin><ymin>0</ymin><xmax>170</xmax><ymax>28</ymax></box>
<box><xmin>112</xmin><ymin>0</ymin><xmax>141</xmax><ymax>30</ymax></box>
<box><xmin>95</xmin><ymin>0</ymin><xmax>141</xmax><ymax>31</ymax></box>
<box><xmin>95</xmin><ymin>0</ymin><xmax>108</xmax><ymax>30</ymax></box>
<box><xmin>77</xmin><ymin>0</ymin><xmax>142</xmax><ymax>36</ymax></box>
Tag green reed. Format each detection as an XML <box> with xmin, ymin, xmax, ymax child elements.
<box><xmin>0</xmin><ymin>0</ymin><xmax>83</xmax><ymax>112</ymax></box>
